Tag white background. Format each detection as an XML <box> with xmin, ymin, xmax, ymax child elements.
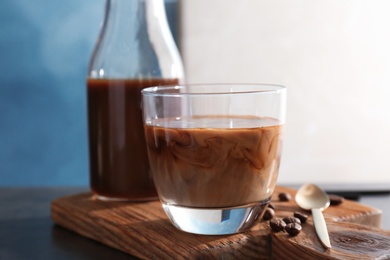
<box><xmin>178</xmin><ymin>0</ymin><xmax>390</xmax><ymax>189</ymax></box>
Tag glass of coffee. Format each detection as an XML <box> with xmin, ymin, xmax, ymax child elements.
<box><xmin>142</xmin><ymin>84</ymin><xmax>286</xmax><ymax>235</ymax></box>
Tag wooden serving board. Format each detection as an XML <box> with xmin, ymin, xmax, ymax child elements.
<box><xmin>51</xmin><ymin>186</ymin><xmax>390</xmax><ymax>259</ymax></box>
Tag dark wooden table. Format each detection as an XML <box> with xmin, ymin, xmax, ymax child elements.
<box><xmin>0</xmin><ymin>187</ymin><xmax>389</xmax><ymax>259</ymax></box>
<box><xmin>0</xmin><ymin>187</ymin><xmax>136</xmax><ymax>259</ymax></box>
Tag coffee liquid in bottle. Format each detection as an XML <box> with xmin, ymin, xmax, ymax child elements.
<box><xmin>87</xmin><ymin>0</ymin><xmax>184</xmax><ymax>200</ymax></box>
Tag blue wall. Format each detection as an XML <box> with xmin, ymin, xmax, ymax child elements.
<box><xmin>0</xmin><ymin>0</ymin><xmax>178</xmax><ymax>186</ymax></box>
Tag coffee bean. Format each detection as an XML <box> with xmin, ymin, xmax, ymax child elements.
<box><xmin>283</xmin><ymin>217</ymin><xmax>301</xmax><ymax>225</ymax></box>
<box><xmin>293</xmin><ymin>212</ymin><xmax>309</xmax><ymax>223</ymax></box>
<box><xmin>329</xmin><ymin>194</ymin><xmax>344</xmax><ymax>206</ymax></box>
<box><xmin>285</xmin><ymin>223</ymin><xmax>302</xmax><ymax>236</ymax></box>
<box><xmin>268</xmin><ymin>203</ymin><xmax>275</xmax><ymax>209</ymax></box>
<box><xmin>263</xmin><ymin>208</ymin><xmax>275</xmax><ymax>220</ymax></box>
<box><xmin>278</xmin><ymin>192</ymin><xmax>292</xmax><ymax>202</ymax></box>
<box><xmin>270</xmin><ymin>218</ymin><xmax>286</xmax><ymax>232</ymax></box>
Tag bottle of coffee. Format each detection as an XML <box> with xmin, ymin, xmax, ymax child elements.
<box><xmin>87</xmin><ymin>0</ymin><xmax>184</xmax><ymax>201</ymax></box>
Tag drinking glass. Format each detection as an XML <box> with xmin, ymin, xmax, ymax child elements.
<box><xmin>142</xmin><ymin>84</ymin><xmax>286</xmax><ymax>235</ymax></box>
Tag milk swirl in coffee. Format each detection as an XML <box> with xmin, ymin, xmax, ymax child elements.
<box><xmin>144</xmin><ymin>115</ymin><xmax>283</xmax><ymax>208</ymax></box>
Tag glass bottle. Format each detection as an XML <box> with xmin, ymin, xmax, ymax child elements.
<box><xmin>86</xmin><ymin>0</ymin><xmax>184</xmax><ymax>201</ymax></box>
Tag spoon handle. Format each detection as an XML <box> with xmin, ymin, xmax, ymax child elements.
<box><xmin>311</xmin><ymin>208</ymin><xmax>331</xmax><ymax>249</ymax></box>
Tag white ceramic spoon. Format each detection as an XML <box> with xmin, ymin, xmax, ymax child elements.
<box><xmin>295</xmin><ymin>183</ymin><xmax>331</xmax><ymax>249</ymax></box>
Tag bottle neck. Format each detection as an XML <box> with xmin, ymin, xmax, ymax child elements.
<box><xmin>89</xmin><ymin>0</ymin><xmax>184</xmax><ymax>79</ymax></box>
<box><xmin>102</xmin><ymin>0</ymin><xmax>169</xmax><ymax>40</ymax></box>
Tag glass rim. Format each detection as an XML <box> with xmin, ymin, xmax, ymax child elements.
<box><xmin>141</xmin><ymin>83</ymin><xmax>286</xmax><ymax>96</ymax></box>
